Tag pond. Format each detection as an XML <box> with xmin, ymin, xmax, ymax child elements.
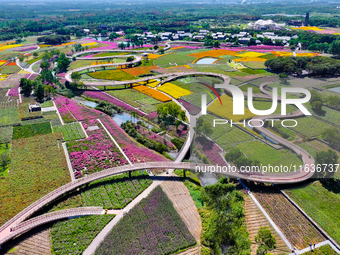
<box><xmin>73</xmin><ymin>97</ymin><xmax>98</xmax><ymax>108</ymax></box>
<box><xmin>328</xmin><ymin>86</ymin><xmax>340</xmax><ymax>94</ymax></box>
<box><xmin>112</xmin><ymin>112</ymin><xmax>154</xmax><ymax>129</ymax></box>
<box><xmin>196</xmin><ymin>58</ymin><xmax>218</xmax><ymax>65</ymax></box>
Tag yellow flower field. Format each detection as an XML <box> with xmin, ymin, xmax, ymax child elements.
<box><xmin>0</xmin><ymin>44</ymin><xmax>23</xmax><ymax>52</ymax></box>
<box><xmin>208</xmin><ymin>94</ymin><xmax>255</xmax><ymax>122</ymax></box>
<box><xmin>0</xmin><ymin>74</ymin><xmax>9</xmax><ymax>81</ymax></box>
<box><xmin>189</xmin><ymin>49</ymin><xmax>240</xmax><ymax>58</ymax></box>
<box><xmin>0</xmin><ymin>60</ymin><xmax>8</xmax><ymax>66</ymax></box>
<box><xmin>236</xmin><ymin>52</ymin><xmax>266</xmax><ymax>58</ymax></box>
<box><xmin>157</xmin><ymin>83</ymin><xmax>191</xmax><ymax>99</ymax></box>
<box><xmin>141</xmin><ymin>79</ymin><xmax>159</xmax><ymax>88</ymax></box>
<box><xmin>134</xmin><ymin>85</ymin><xmax>172</xmax><ymax>102</ymax></box>
<box><xmin>292</xmin><ymin>26</ymin><xmax>323</xmax><ymax>31</ymax></box>
<box><xmin>167</xmin><ymin>65</ymin><xmax>192</xmax><ymax>69</ymax></box>
<box><xmin>18</xmin><ymin>69</ymin><xmax>30</xmax><ymax>74</ymax></box>
<box><xmin>234</xmin><ymin>57</ymin><xmax>266</xmax><ymax>62</ymax></box>
<box><xmin>171</xmin><ymin>46</ymin><xmax>185</xmax><ymax>50</ymax></box>
<box><xmin>270</xmin><ymin>51</ymin><xmax>320</xmax><ymax>57</ymax></box>
<box><xmin>38</xmin><ymin>44</ymin><xmax>52</xmax><ymax>48</ymax></box>
<box><xmin>81</xmin><ymin>42</ymin><xmax>97</xmax><ymax>47</ymax></box>
<box><xmin>147</xmin><ymin>54</ymin><xmax>165</xmax><ymax>59</ymax></box>
<box><xmin>56</xmin><ymin>42</ymin><xmax>76</xmax><ymax>47</ymax></box>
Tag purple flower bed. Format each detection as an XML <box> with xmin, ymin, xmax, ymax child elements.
<box><xmin>101</xmin><ymin>116</ymin><xmax>168</xmax><ymax>163</ymax></box>
<box><xmin>146</xmin><ymin>111</ymin><xmax>158</xmax><ymax>120</ymax></box>
<box><xmin>54</xmin><ymin>96</ymin><xmax>104</xmax><ymax>123</ymax></box>
<box><xmin>13</xmin><ymin>46</ymin><xmax>38</xmax><ymax>52</ymax></box>
<box><xmin>134</xmin><ymin>124</ymin><xmax>175</xmax><ymax>149</ymax></box>
<box><xmin>94</xmin><ymin>186</ymin><xmax>196</xmax><ymax>255</ymax></box>
<box><xmin>67</xmin><ymin>119</ymin><xmax>128</xmax><ymax>177</ymax></box>
<box><xmin>178</xmin><ymin>99</ymin><xmax>201</xmax><ymax>115</ymax></box>
<box><xmin>83</xmin><ymin>90</ymin><xmax>145</xmax><ymax>116</ymax></box>
<box><xmin>8</xmin><ymin>86</ymin><xmax>19</xmax><ymax>97</ymax></box>
<box><xmin>194</xmin><ymin>136</ymin><xmax>227</xmax><ymax>166</ymax></box>
<box><xmin>167</xmin><ymin>123</ymin><xmax>188</xmax><ymax>139</ymax></box>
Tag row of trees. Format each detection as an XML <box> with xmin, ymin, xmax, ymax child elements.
<box><xmin>265</xmin><ymin>56</ymin><xmax>340</xmax><ymax>77</ymax></box>
<box><xmin>19</xmin><ymin>78</ymin><xmax>55</xmax><ymax>102</ymax></box>
<box><xmin>37</xmin><ymin>35</ymin><xmax>71</xmax><ymax>45</ymax></box>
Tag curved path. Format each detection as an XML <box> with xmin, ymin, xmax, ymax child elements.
<box><xmin>0</xmin><ymin>50</ymin><xmax>315</xmax><ymax>247</ymax></box>
<box><xmin>0</xmin><ymin>161</ymin><xmax>314</xmax><ymax>246</ymax></box>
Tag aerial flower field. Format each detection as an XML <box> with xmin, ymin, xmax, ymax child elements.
<box><xmin>0</xmin><ymin>44</ymin><xmax>23</xmax><ymax>52</ymax></box>
<box><xmin>94</xmin><ymin>186</ymin><xmax>196</xmax><ymax>255</ymax></box>
<box><xmin>189</xmin><ymin>49</ymin><xmax>239</xmax><ymax>58</ymax></box>
<box><xmin>157</xmin><ymin>82</ymin><xmax>191</xmax><ymax>99</ymax></box>
<box><xmin>134</xmin><ymin>85</ymin><xmax>172</xmax><ymax>102</ymax></box>
<box><xmin>67</xmin><ymin>119</ymin><xmax>129</xmax><ymax>177</ymax></box>
<box><xmin>122</xmin><ymin>65</ymin><xmax>158</xmax><ymax>76</ymax></box>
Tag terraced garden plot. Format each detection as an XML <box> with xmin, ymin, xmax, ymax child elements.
<box><xmin>87</xmin><ymin>69</ymin><xmax>136</xmax><ymax>81</ymax></box>
<box><xmin>0</xmin><ymin>132</ymin><xmax>69</xmax><ymax>226</ymax></box>
<box><xmin>21</xmin><ymin>111</ymin><xmax>60</xmax><ymax>126</ymax></box>
<box><xmin>81</xmin><ymin>171</ymin><xmax>152</xmax><ymax>209</ymax></box>
<box><xmin>51</xmin><ymin>215</ymin><xmax>115</xmax><ymax>255</ymax></box>
<box><xmin>154</xmin><ymin>52</ymin><xmax>197</xmax><ymax>68</ymax></box>
<box><xmin>122</xmin><ymin>65</ymin><xmax>158</xmax><ymax>76</ymax></box>
<box><xmin>94</xmin><ymin>186</ymin><xmax>196</xmax><ymax>255</ymax></box>
<box><xmin>0</xmin><ymin>65</ymin><xmax>20</xmax><ymax>74</ymax></box>
<box><xmin>239</xmin><ymin>84</ymin><xmax>262</xmax><ymax>94</ymax></box>
<box><xmin>19</xmin><ymin>102</ymin><xmax>42</xmax><ymax>120</ymax></box>
<box><xmin>237</xmin><ymin>140</ymin><xmax>302</xmax><ymax>170</ymax></box>
<box><xmin>200</xmin><ymin>114</ymin><xmax>254</xmax><ymax>151</ymax></box>
<box><xmin>134</xmin><ymin>85</ymin><xmax>172</xmax><ymax>102</ymax></box>
<box><xmin>285</xmin><ymin>181</ymin><xmax>340</xmax><ymax>245</ymax></box>
<box><xmin>161</xmin><ymin>174</ymin><xmax>202</xmax><ymax>242</ymax></box>
<box><xmin>13</xmin><ymin>122</ymin><xmax>52</xmax><ymax>139</ymax></box>
<box><xmin>0</xmin><ymin>126</ymin><xmax>13</xmax><ymax>141</ymax></box>
<box><xmin>304</xmin><ymin>104</ymin><xmax>340</xmax><ymax>127</ymax></box>
<box><xmin>1</xmin><ymin>226</ymin><xmax>52</xmax><ymax>255</ymax></box>
<box><xmin>53</xmin><ymin>122</ymin><xmax>86</xmax><ymax>141</ymax></box>
<box><xmin>252</xmin><ymin>186</ymin><xmax>324</xmax><ymax>249</ymax></box>
<box><xmin>158</xmin><ymin>82</ymin><xmax>191</xmax><ymax>99</ymax></box>
<box><xmin>190</xmin><ymin>64</ymin><xmax>234</xmax><ymax>74</ymax></box>
<box><xmin>244</xmin><ymin>196</ymin><xmax>291</xmax><ymax>255</ymax></box>
<box><xmin>0</xmin><ymin>107</ymin><xmax>21</xmax><ymax>127</ymax></box>
<box><xmin>244</xmin><ymin>98</ymin><xmax>296</xmax><ymax>115</ymax></box>
<box><xmin>241</xmin><ymin>61</ymin><xmax>267</xmax><ymax>69</ymax></box>
<box><xmin>0</xmin><ymin>73</ymin><xmax>27</xmax><ymax>89</ymax></box>
<box><xmin>106</xmin><ymin>88</ymin><xmax>160</xmax><ymax>109</ymax></box>
<box><xmin>93</xmin><ymin>52</ymin><xmax>129</xmax><ymax>57</ymax></box>
<box><xmin>40</xmin><ymin>100</ymin><xmax>54</xmax><ymax>108</ymax></box>
<box><xmin>66</xmin><ymin>120</ymin><xmax>129</xmax><ymax>178</ymax></box>
<box><xmin>208</xmin><ymin>94</ymin><xmax>256</xmax><ymax>122</ymax></box>
<box><xmin>194</xmin><ymin>135</ymin><xmax>228</xmax><ymax>166</ymax></box>
<box><xmin>135</xmin><ymin>97</ymin><xmax>161</xmax><ymax>113</ymax></box>
<box><xmin>289</xmin><ymin>117</ymin><xmax>335</xmax><ymax>138</ymax></box>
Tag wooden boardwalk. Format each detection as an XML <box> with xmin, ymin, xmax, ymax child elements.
<box><xmin>245</xmin><ymin>196</ymin><xmax>291</xmax><ymax>255</ymax></box>
<box><xmin>161</xmin><ymin>175</ymin><xmax>202</xmax><ymax>244</ymax></box>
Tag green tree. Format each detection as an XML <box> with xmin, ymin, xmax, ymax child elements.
<box><xmin>126</xmin><ymin>56</ymin><xmax>134</xmax><ymax>62</ymax></box>
<box><xmin>40</xmin><ymin>61</ymin><xmax>50</xmax><ymax>71</ymax></box>
<box><xmin>71</xmin><ymin>71</ymin><xmax>81</xmax><ymax>82</ymax></box>
<box><xmin>213</xmin><ymin>40</ymin><xmax>220</xmax><ymax>48</ymax></box>
<box><xmin>329</xmin><ymin>40</ymin><xmax>340</xmax><ymax>56</ymax></box>
<box><xmin>315</xmin><ymin>149</ymin><xmax>339</xmax><ymax>178</ymax></box>
<box><xmin>255</xmin><ymin>227</ymin><xmax>276</xmax><ymax>255</ymax></box>
<box><xmin>34</xmin><ymin>82</ymin><xmax>45</xmax><ymax>102</ymax></box>
<box><xmin>19</xmin><ymin>78</ymin><xmax>32</xmax><ymax>97</ymax></box>
<box><xmin>311</xmin><ymin>101</ymin><xmax>323</xmax><ymax>112</ymax></box>
<box><xmin>33</xmin><ymin>51</ymin><xmax>39</xmax><ymax>57</ymax></box>
<box><xmin>57</xmin><ymin>53</ymin><xmax>71</xmax><ymax>72</ymax></box>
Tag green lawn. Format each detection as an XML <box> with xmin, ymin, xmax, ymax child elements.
<box><xmin>40</xmin><ymin>100</ymin><xmax>54</xmax><ymax>108</ymax></box>
<box><xmin>239</xmin><ymin>84</ymin><xmax>262</xmax><ymax>94</ymax></box>
<box><xmin>0</xmin><ymin>126</ymin><xmax>13</xmax><ymax>142</ymax></box>
<box><xmin>289</xmin><ymin>117</ymin><xmax>335</xmax><ymax>139</ymax></box>
<box><xmin>13</xmin><ymin>122</ymin><xmax>52</xmax><ymax>139</ymax></box>
<box><xmin>0</xmin><ymin>107</ymin><xmax>21</xmax><ymax>127</ymax></box>
<box><xmin>285</xmin><ymin>181</ymin><xmax>340</xmax><ymax>245</ymax></box>
<box><xmin>200</xmin><ymin>114</ymin><xmax>255</xmax><ymax>151</ymax></box>
<box><xmin>106</xmin><ymin>88</ymin><xmax>161</xmax><ymax>113</ymax></box>
<box><xmin>0</xmin><ymin>65</ymin><xmax>20</xmax><ymax>74</ymax></box>
<box><xmin>0</xmin><ymin>133</ymin><xmax>70</xmax><ymax>226</ymax></box>
<box><xmin>53</xmin><ymin>122</ymin><xmax>86</xmax><ymax>141</ymax></box>
<box><xmin>304</xmin><ymin>103</ymin><xmax>340</xmax><ymax>127</ymax></box>
<box><xmin>88</xmin><ymin>69</ymin><xmax>136</xmax><ymax>81</ymax></box>
<box><xmin>237</xmin><ymin>140</ymin><xmax>302</xmax><ymax>171</ymax></box>
<box><xmin>154</xmin><ymin>52</ymin><xmax>196</xmax><ymax>68</ymax></box>
<box><xmin>241</xmin><ymin>61</ymin><xmax>267</xmax><ymax>69</ymax></box>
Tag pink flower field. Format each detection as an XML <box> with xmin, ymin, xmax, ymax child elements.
<box><xmin>67</xmin><ymin>119</ymin><xmax>129</xmax><ymax>178</ymax></box>
<box><xmin>54</xmin><ymin>95</ymin><xmax>105</xmax><ymax>123</ymax></box>
<box><xmin>101</xmin><ymin>116</ymin><xmax>169</xmax><ymax>163</ymax></box>
<box><xmin>82</xmin><ymin>90</ymin><xmax>145</xmax><ymax>116</ymax></box>
<box><xmin>194</xmin><ymin>136</ymin><xmax>227</xmax><ymax>166</ymax></box>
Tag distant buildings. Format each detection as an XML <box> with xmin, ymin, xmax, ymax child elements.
<box><xmin>288</xmin><ymin>20</ymin><xmax>303</xmax><ymax>26</ymax></box>
<box><xmin>305</xmin><ymin>12</ymin><xmax>310</xmax><ymax>26</ymax></box>
<box><xmin>248</xmin><ymin>19</ymin><xmax>285</xmax><ymax>30</ymax></box>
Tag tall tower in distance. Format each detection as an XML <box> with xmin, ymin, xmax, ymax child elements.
<box><xmin>305</xmin><ymin>12</ymin><xmax>310</xmax><ymax>26</ymax></box>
